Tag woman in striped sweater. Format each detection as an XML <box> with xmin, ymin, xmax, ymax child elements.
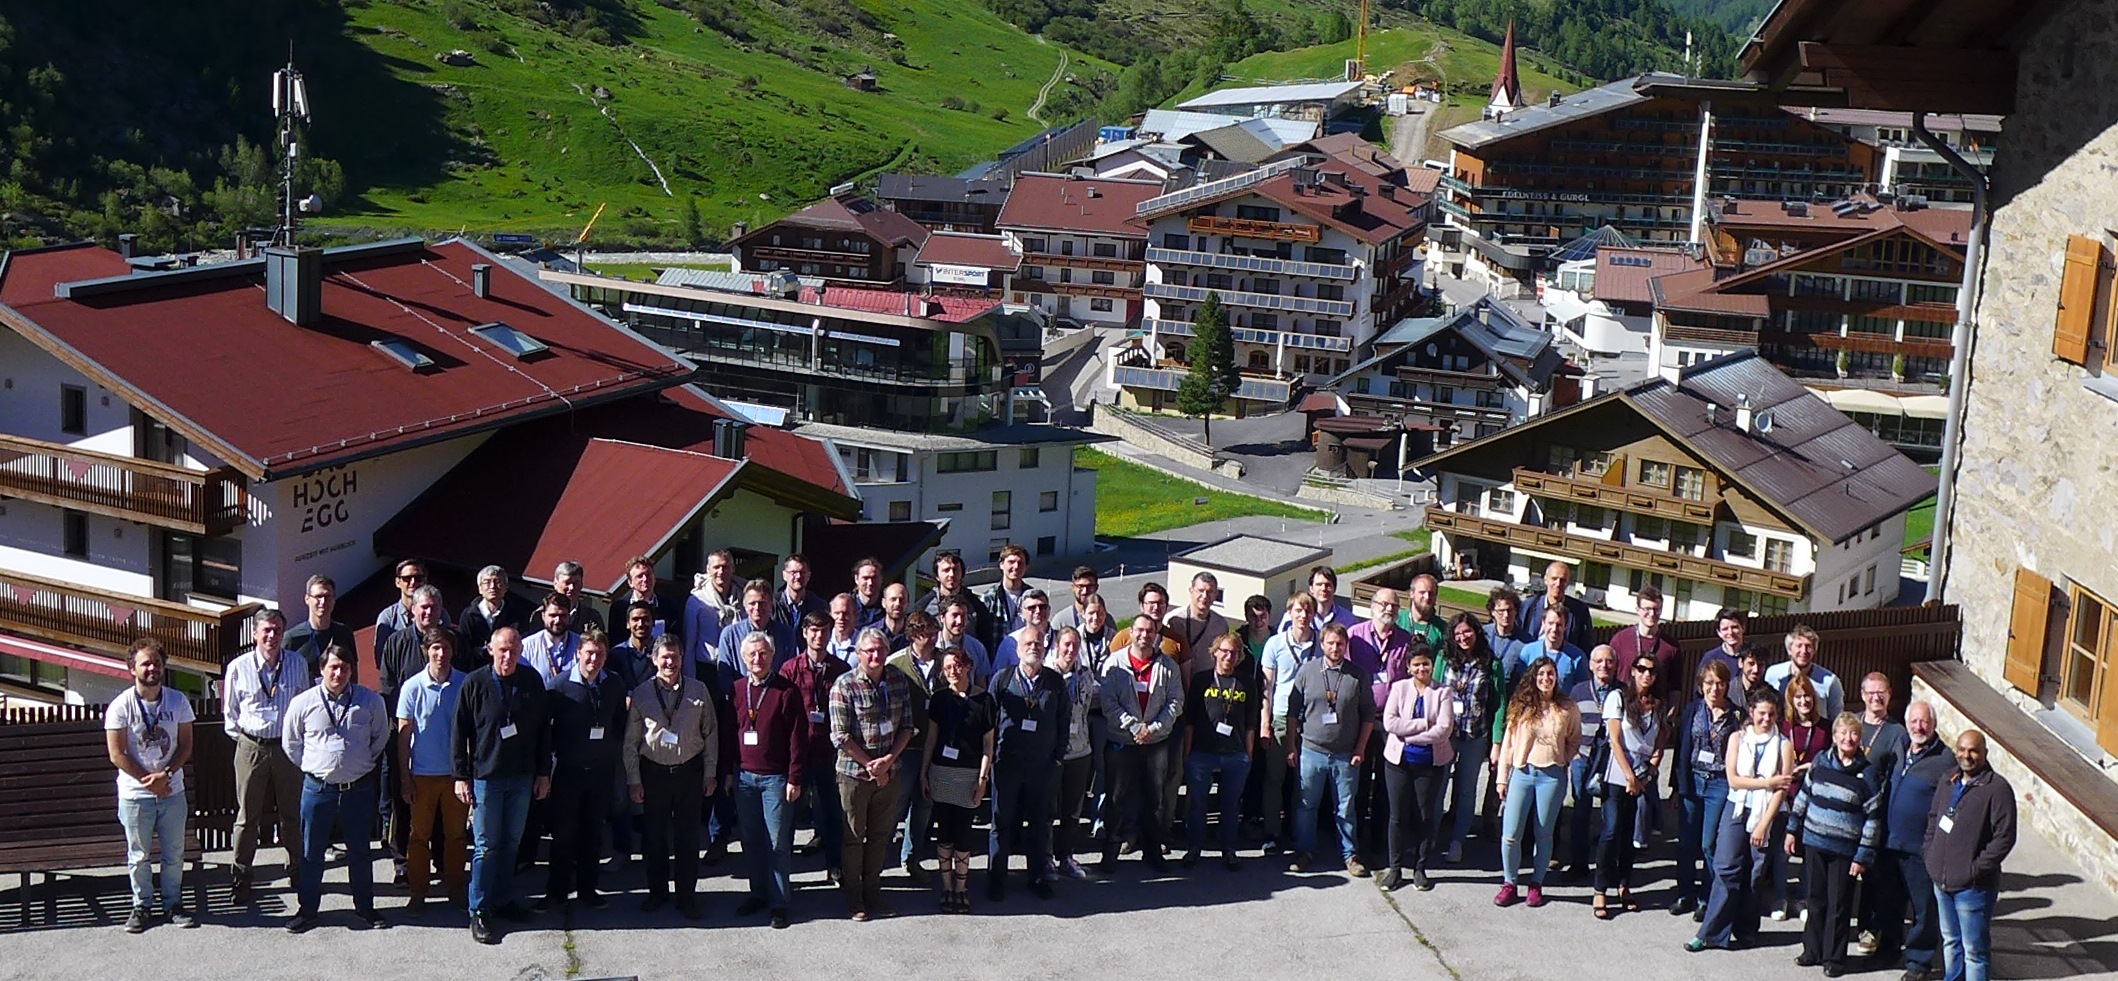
<box><xmin>1784</xmin><ymin>712</ymin><xmax>1884</xmax><ymax>978</ymax></box>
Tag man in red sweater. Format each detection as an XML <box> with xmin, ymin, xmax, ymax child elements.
<box><xmin>732</xmin><ymin>633</ymin><xmax>808</xmax><ymax>929</ymax></box>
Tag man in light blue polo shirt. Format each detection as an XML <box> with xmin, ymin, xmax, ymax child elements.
<box><xmin>1515</xmin><ymin>604</ymin><xmax>1587</xmax><ymax>694</ymax></box>
<box><xmin>396</xmin><ymin>629</ymin><xmax>469</xmax><ymax>915</ymax></box>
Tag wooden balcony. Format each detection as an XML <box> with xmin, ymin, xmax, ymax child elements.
<box><xmin>0</xmin><ymin>435</ymin><xmax>247</xmax><ymax>536</ymax></box>
<box><xmin>1425</xmin><ymin>505</ymin><xmax>1808</xmax><ymax>599</ymax></box>
<box><xmin>0</xmin><ymin>569</ymin><xmax>259</xmax><ymax>675</ymax></box>
<box><xmin>1021</xmin><ymin>251</ymin><xmax>1143</xmax><ymax>272</ymax></box>
<box><xmin>1512</xmin><ymin>467</ymin><xmax>1721</xmax><ymax>524</ymax></box>
<box><xmin>1662</xmin><ymin>323</ymin><xmax>1761</xmax><ymax>346</ymax></box>
<box><xmin>1188</xmin><ymin>215</ymin><xmax>1322</xmax><ymax>244</ymax></box>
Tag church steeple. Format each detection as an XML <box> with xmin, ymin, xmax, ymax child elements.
<box><xmin>1486</xmin><ymin>21</ymin><xmax>1524</xmax><ymax>118</ymax></box>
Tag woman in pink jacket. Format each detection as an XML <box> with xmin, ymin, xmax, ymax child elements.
<box><xmin>1380</xmin><ymin>647</ymin><xmax>1455</xmax><ymax>892</ymax></box>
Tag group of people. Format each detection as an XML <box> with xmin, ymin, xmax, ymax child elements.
<box><xmin>103</xmin><ymin>550</ymin><xmax>2017</xmax><ymax>980</ymax></box>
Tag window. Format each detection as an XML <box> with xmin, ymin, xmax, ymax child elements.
<box><xmin>1236</xmin><ymin>205</ymin><xmax>1283</xmax><ymax>222</ymax></box>
<box><xmin>1763</xmin><ymin>538</ymin><xmax>1796</xmax><ymax>573</ymax></box>
<box><xmin>1725</xmin><ymin>529</ymin><xmax>1758</xmax><ymax>559</ymax></box>
<box><xmin>1582</xmin><ymin>562</ymin><xmax>1613</xmax><ymax>590</ymax></box>
<box><xmin>1316</xmin><ymin>284</ymin><xmax>1345</xmax><ymax>302</ymax></box>
<box><xmin>1633</xmin><ymin>515</ymin><xmax>1667</xmax><ymax>541</ymax></box>
<box><xmin>1577</xmin><ymin>451</ymin><xmax>1614</xmax><ymax>477</ymax></box>
<box><xmin>2066</xmin><ymin>586</ymin><xmax>2109</xmax><ymax>711</ymax></box>
<box><xmin>991</xmin><ymin>490</ymin><xmax>1011</xmax><ymax>530</ymax></box>
<box><xmin>1725</xmin><ymin>587</ymin><xmax>1791</xmax><ymax>617</ymax></box>
<box><xmin>1252</xmin><ymin>313</ymin><xmax>1279</xmax><ymax>330</ymax></box>
<box><xmin>1019</xmin><ymin>447</ymin><xmax>1041</xmax><ymax>469</ymax></box>
<box><xmin>1023</xmin><ymin>265</ymin><xmax>1045</xmax><ymax>281</ymax></box>
<box><xmin>1673</xmin><ymin>466</ymin><xmax>1707</xmax><ymax>501</ymax></box>
<box><xmin>1090</xmin><ymin>298</ymin><xmax>1114</xmax><ymax>312</ymax></box>
<box><xmin>1163</xmin><ymin>233</ymin><xmax>1190</xmax><ymax>249</ymax></box>
<box><xmin>1248</xmin><ymin>350</ymin><xmax>1268</xmax><ymax>369</ymax></box>
<box><xmin>1039</xmin><ymin>490</ymin><xmax>1058</xmax><ymax>512</ymax></box>
<box><xmin>1485</xmin><ymin>487</ymin><xmax>1515</xmax><ymax>518</ymax></box>
<box><xmin>60</xmin><ymin>385</ymin><xmax>88</xmax><ymax>435</ymax></box>
<box><xmin>1576</xmin><ymin>505</ymin><xmax>1608</xmax><ymax>530</ymax></box>
<box><xmin>888</xmin><ymin>500</ymin><xmax>912</xmax><ymax>522</ymax></box>
<box><xmin>1037</xmin><ymin>535</ymin><xmax>1057</xmax><ymax>556</ymax></box>
<box><xmin>62</xmin><ymin>510</ymin><xmax>89</xmax><ymax>558</ymax></box>
<box><xmin>936</xmin><ymin>502</ymin><xmax>963</xmax><ymax>512</ymax></box>
<box><xmin>1024</xmin><ymin>238</ymin><xmax>1048</xmax><ymax>253</ymax></box>
<box><xmin>988</xmin><ymin>538</ymin><xmax>1010</xmax><ymax>563</ymax></box>
<box><xmin>1091</xmin><ymin>270</ymin><xmax>1115</xmax><ymax>285</ymax></box>
<box><xmin>1546</xmin><ymin>444</ymin><xmax>1576</xmax><ymax>472</ymax></box>
<box><xmin>938</xmin><ymin>451</ymin><xmax>997</xmax><ymax>473</ymax></box>
<box><xmin>1252</xmin><ymin>279</ymin><xmax>1281</xmax><ymax>295</ymax></box>
<box><xmin>1638</xmin><ymin>460</ymin><xmax>1671</xmax><ymax>488</ymax></box>
<box><xmin>1864</xmin><ymin>565</ymin><xmax>1877</xmax><ymax>595</ymax></box>
<box><xmin>1205</xmin><ymin>274</ymin><xmax>1234</xmax><ymax>290</ymax></box>
<box><xmin>1093</xmin><ymin>242</ymin><xmax>1118</xmax><ymax>258</ymax></box>
<box><xmin>1668</xmin><ymin>522</ymin><xmax>1705</xmax><ymax>550</ymax></box>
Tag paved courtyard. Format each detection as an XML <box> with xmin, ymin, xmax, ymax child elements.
<box><xmin>6</xmin><ymin>813</ymin><xmax>2112</xmax><ymax>981</ymax></box>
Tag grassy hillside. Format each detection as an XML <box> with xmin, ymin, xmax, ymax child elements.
<box><xmin>1187</xmin><ymin>24</ymin><xmax>1585</xmax><ymax>99</ymax></box>
<box><xmin>333</xmin><ymin>0</ymin><xmax>1116</xmax><ymax>239</ymax></box>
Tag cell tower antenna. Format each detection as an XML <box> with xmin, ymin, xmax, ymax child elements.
<box><xmin>271</xmin><ymin>49</ymin><xmax>314</xmax><ymax>246</ymax></box>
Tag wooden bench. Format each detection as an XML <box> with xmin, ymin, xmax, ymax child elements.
<box><xmin>1912</xmin><ymin>660</ymin><xmax>2118</xmax><ymax>842</ymax></box>
<box><xmin>0</xmin><ymin>717</ymin><xmax>205</xmax><ymax>927</ymax></box>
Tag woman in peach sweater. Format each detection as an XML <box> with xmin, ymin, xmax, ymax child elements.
<box><xmin>1494</xmin><ymin>658</ymin><xmax>1582</xmax><ymax>908</ymax></box>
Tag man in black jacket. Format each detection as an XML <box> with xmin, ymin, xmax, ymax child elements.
<box><xmin>1925</xmin><ymin>729</ymin><xmax>2015</xmax><ymax>981</ymax></box>
<box><xmin>453</xmin><ymin>627</ymin><xmax>553</xmax><ymax>944</ymax></box>
<box><xmin>607</xmin><ymin>556</ymin><xmax>683</xmax><ymax>652</ymax></box>
<box><xmin>459</xmin><ymin>565</ymin><xmax>533</xmax><ymax>660</ymax></box>
<box><xmin>1876</xmin><ymin>701</ymin><xmax>1954</xmax><ymax>981</ymax></box>
<box><xmin>537</xmin><ymin>629</ymin><xmax>630</xmax><ymax>912</ymax></box>
<box><xmin>987</xmin><ymin>633</ymin><xmax>1069</xmax><ymax>901</ymax></box>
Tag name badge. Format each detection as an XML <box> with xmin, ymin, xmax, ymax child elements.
<box><xmin>940</xmin><ymin>745</ymin><xmax>960</xmax><ymax>760</ymax></box>
<box><xmin>743</xmin><ymin>730</ymin><xmax>761</xmax><ymax>746</ymax></box>
<box><xmin>589</xmin><ymin>727</ymin><xmax>606</xmax><ymax>741</ymax></box>
<box><xmin>809</xmin><ymin>710</ymin><xmax>826</xmax><ymax>724</ymax></box>
<box><xmin>1936</xmin><ymin>815</ymin><xmax>1955</xmax><ymax>835</ymax></box>
<box><xmin>655</xmin><ymin>729</ymin><xmax>680</xmax><ymax>749</ymax></box>
<box><xmin>1019</xmin><ymin>719</ymin><xmax>1038</xmax><ymax>732</ymax></box>
<box><xmin>499</xmin><ymin>723</ymin><xmax>519</xmax><ymax>740</ymax></box>
<box><xmin>878</xmin><ymin>719</ymin><xmax>894</xmax><ymax>736</ymax></box>
<box><xmin>1321</xmin><ymin>711</ymin><xmax>1339</xmax><ymax>726</ymax></box>
<box><xmin>1695</xmin><ymin>749</ymin><xmax>1717</xmax><ymax>767</ymax></box>
<box><xmin>1215</xmin><ymin>721</ymin><xmax>1235</xmax><ymax>737</ymax></box>
<box><xmin>1133</xmin><ymin>680</ymin><xmax>1150</xmax><ymax>693</ymax></box>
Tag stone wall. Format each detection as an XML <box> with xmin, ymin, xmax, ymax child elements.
<box><xmin>1913</xmin><ymin>676</ymin><xmax>2118</xmax><ymax>898</ymax></box>
<box><xmin>1088</xmin><ymin>405</ymin><xmax>1246</xmax><ymax>478</ymax></box>
<box><xmin>1947</xmin><ymin>1</ymin><xmax>2118</xmax><ymax>733</ymax></box>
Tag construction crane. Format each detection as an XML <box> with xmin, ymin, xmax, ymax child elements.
<box><xmin>572</xmin><ymin>202</ymin><xmax>607</xmax><ymax>272</ymax></box>
<box><xmin>1354</xmin><ymin>0</ymin><xmax>1371</xmax><ymax>79</ymax></box>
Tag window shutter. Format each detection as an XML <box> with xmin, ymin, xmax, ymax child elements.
<box><xmin>2101</xmin><ymin>638</ymin><xmax>2118</xmax><ymax>757</ymax></box>
<box><xmin>2054</xmin><ymin>234</ymin><xmax>2103</xmax><ymax>364</ymax></box>
<box><xmin>2003</xmin><ymin>566</ymin><xmax>2052</xmax><ymax>696</ymax></box>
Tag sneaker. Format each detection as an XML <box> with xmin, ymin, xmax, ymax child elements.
<box><xmin>1412</xmin><ymin>868</ymin><xmax>1432</xmax><ymax>891</ymax></box>
<box><xmin>770</xmin><ymin>909</ymin><xmax>790</xmax><ymax>929</ymax></box>
<box><xmin>1670</xmin><ymin>896</ymin><xmax>1698</xmax><ymax>916</ymax></box>
<box><xmin>826</xmin><ymin>867</ymin><xmax>844</xmax><ymax>886</ymax></box>
<box><xmin>1063</xmin><ymin>858</ymin><xmax>1089</xmax><ymax>880</ymax></box>
<box><xmin>1346</xmin><ymin>856</ymin><xmax>1370</xmax><ymax>878</ymax></box>
<box><xmin>1376</xmin><ymin>868</ymin><xmax>1403</xmax><ymax>891</ymax></box>
<box><xmin>1800</xmin><ymin>906</ymin><xmax>1810</xmax><ymax>924</ymax></box>
<box><xmin>354</xmin><ymin>909</ymin><xmax>389</xmax><ymax>930</ymax></box>
<box><xmin>1445</xmin><ymin>841</ymin><xmax>1463</xmax><ymax>864</ymax></box>
<box><xmin>167</xmin><ymin>907</ymin><xmax>197</xmax><ymax>929</ymax></box>
<box><xmin>1901</xmin><ymin>967</ymin><xmax>1939</xmax><ymax>981</ymax></box>
<box><xmin>392</xmin><ymin>862</ymin><xmax>408</xmax><ymax>888</ymax></box>
<box><xmin>1493</xmin><ymin>883</ymin><xmax>1519</xmax><ymax>907</ymax></box>
<box><xmin>124</xmin><ymin>906</ymin><xmax>151</xmax><ymax>934</ymax></box>
<box><xmin>1289</xmin><ymin>851</ymin><xmax>1314</xmax><ymax>872</ymax></box>
<box><xmin>1858</xmin><ymin>931</ymin><xmax>1880</xmax><ymax>956</ymax></box>
<box><xmin>1525</xmin><ymin>885</ymin><xmax>1547</xmax><ymax>908</ymax></box>
<box><xmin>529</xmin><ymin>895</ymin><xmax>557</xmax><ymax>914</ymax></box>
<box><xmin>901</xmin><ymin>861</ymin><xmax>931</xmax><ymax>885</ymax></box>
<box><xmin>582</xmin><ymin>891</ymin><xmax>610</xmax><ymax>911</ymax></box>
<box><xmin>1770</xmin><ymin>905</ymin><xmax>1792</xmax><ymax>922</ymax></box>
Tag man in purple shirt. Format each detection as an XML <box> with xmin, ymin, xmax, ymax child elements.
<box><xmin>1608</xmin><ymin>586</ymin><xmax>1680</xmax><ymax>698</ymax></box>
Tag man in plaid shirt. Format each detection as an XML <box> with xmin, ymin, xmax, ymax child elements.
<box><xmin>829</xmin><ymin>627</ymin><xmax>913</xmax><ymax>920</ymax></box>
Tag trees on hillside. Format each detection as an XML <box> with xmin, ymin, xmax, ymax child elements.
<box><xmin>1175</xmin><ymin>292</ymin><xmax>1240</xmax><ymax>447</ymax></box>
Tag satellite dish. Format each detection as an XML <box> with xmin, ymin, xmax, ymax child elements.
<box><xmin>1754</xmin><ymin>411</ymin><xmax>1773</xmax><ymax>433</ymax></box>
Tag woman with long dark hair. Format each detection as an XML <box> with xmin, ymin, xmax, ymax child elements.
<box><xmin>1437</xmin><ymin>612</ymin><xmax>1504</xmax><ymax>863</ymax></box>
<box><xmin>1593</xmin><ymin>652</ymin><xmax>1664</xmax><ymax>918</ymax></box>
<box><xmin>1777</xmin><ymin>673</ymin><xmax>1830</xmax><ymax>921</ymax></box>
<box><xmin>1494</xmin><ymin>658</ymin><xmax>1580</xmax><ymax>908</ymax></box>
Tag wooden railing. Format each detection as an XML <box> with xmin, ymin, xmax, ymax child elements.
<box><xmin>1</xmin><ymin>698</ymin><xmax>242</xmax><ymax>853</ymax></box>
<box><xmin>1513</xmin><ymin>467</ymin><xmax>1721</xmax><ymax>524</ymax></box>
<box><xmin>0</xmin><ymin>569</ymin><xmax>258</xmax><ymax>675</ymax></box>
<box><xmin>1188</xmin><ymin>215</ymin><xmax>1323</xmax><ymax>243</ymax></box>
<box><xmin>1425</xmin><ymin>505</ymin><xmax>1809</xmax><ymax>598</ymax></box>
<box><xmin>1021</xmin><ymin>251</ymin><xmax>1143</xmax><ymax>272</ymax></box>
<box><xmin>1662</xmin><ymin>323</ymin><xmax>1761</xmax><ymax>346</ymax></box>
<box><xmin>0</xmin><ymin>434</ymin><xmax>246</xmax><ymax>536</ymax></box>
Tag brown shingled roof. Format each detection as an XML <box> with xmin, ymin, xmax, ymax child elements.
<box><xmin>996</xmin><ymin>174</ymin><xmax>1164</xmax><ymax>238</ymax></box>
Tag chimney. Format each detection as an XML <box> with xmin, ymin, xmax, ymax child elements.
<box><xmin>263</xmin><ymin>245</ymin><xmax>324</xmax><ymax>327</ymax></box>
<box><xmin>1735</xmin><ymin>393</ymin><xmax>1754</xmax><ymax>433</ymax></box>
<box><xmin>712</xmin><ymin>418</ymin><xmax>749</xmax><ymax>458</ymax></box>
<box><xmin>472</xmin><ymin>263</ymin><xmax>492</xmax><ymax>299</ymax></box>
<box><xmin>1703</xmin><ymin>401</ymin><xmax>1718</xmax><ymax>425</ymax></box>
<box><xmin>117</xmin><ymin>234</ymin><xmax>139</xmax><ymax>259</ymax></box>
<box><xmin>733</xmin><ymin>220</ymin><xmax>749</xmax><ymax>238</ymax></box>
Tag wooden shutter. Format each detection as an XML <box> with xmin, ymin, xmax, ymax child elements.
<box><xmin>2054</xmin><ymin>234</ymin><xmax>2103</xmax><ymax>364</ymax></box>
<box><xmin>2100</xmin><ymin>630</ymin><xmax>2118</xmax><ymax>757</ymax></box>
<box><xmin>2003</xmin><ymin>566</ymin><xmax>2052</xmax><ymax>695</ymax></box>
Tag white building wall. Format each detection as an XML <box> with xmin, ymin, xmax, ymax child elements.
<box><xmin>269</xmin><ymin>435</ymin><xmax>488</xmax><ymax>611</ymax></box>
<box><xmin>840</xmin><ymin>440</ymin><xmax>1096</xmax><ymax>572</ymax></box>
<box><xmin>1808</xmin><ymin>514</ymin><xmax>1907</xmax><ymax>612</ymax></box>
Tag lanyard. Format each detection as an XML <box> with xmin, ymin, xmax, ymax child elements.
<box><xmin>323</xmin><ymin>690</ymin><xmax>353</xmax><ymax>734</ymax></box>
<box><xmin>261</xmin><ymin>653</ymin><xmax>288</xmax><ymax>701</ymax></box>
<box><xmin>871</xmin><ymin>673</ymin><xmax>890</xmax><ymax>721</ymax></box>
<box><xmin>1324</xmin><ymin>665</ymin><xmax>1342</xmax><ymax>707</ymax></box>
<box><xmin>584</xmin><ymin>675</ymin><xmax>605</xmax><ymax>722</ymax></box>
<box><xmin>654</xmin><ymin>679</ymin><xmax>682</xmax><ymax>724</ymax></box>
<box><xmin>493</xmin><ymin>674</ymin><xmax>515</xmax><ymax>727</ymax></box>
<box><xmin>136</xmin><ymin>690</ymin><xmax>166</xmax><ymax>735</ymax></box>
<box><xmin>1946</xmin><ymin>777</ymin><xmax>1971</xmax><ymax>816</ymax></box>
<box><xmin>1747</xmin><ymin>735</ymin><xmax>1771</xmax><ymax>777</ymax></box>
<box><xmin>743</xmin><ymin>676</ymin><xmax>767</xmax><ymax>727</ymax></box>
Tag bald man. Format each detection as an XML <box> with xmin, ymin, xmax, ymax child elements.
<box><xmin>1924</xmin><ymin>730</ymin><xmax>2015</xmax><ymax>981</ymax></box>
<box><xmin>1517</xmin><ymin>561</ymin><xmax>1593</xmax><ymax>653</ymax></box>
<box><xmin>1876</xmin><ymin>702</ymin><xmax>1951</xmax><ymax>979</ymax></box>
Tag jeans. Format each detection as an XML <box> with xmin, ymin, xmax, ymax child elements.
<box><xmin>802</xmin><ymin>766</ymin><xmax>844</xmax><ymax>872</ymax></box>
<box><xmin>1697</xmin><ymin>811</ymin><xmax>1773</xmax><ymax>946</ymax></box>
<box><xmin>1593</xmin><ymin>787</ymin><xmax>1642</xmax><ymax>892</ymax></box>
<box><xmin>1184</xmin><ymin>751</ymin><xmax>1252</xmax><ymax>855</ymax></box>
<box><xmin>117</xmin><ymin>791</ymin><xmax>188</xmax><ymax>911</ymax></box>
<box><xmin>1381</xmin><ymin>758</ymin><xmax>1445</xmax><ymax>872</ymax></box>
<box><xmin>1104</xmin><ymin>738</ymin><xmax>1174</xmax><ymax>860</ymax></box>
<box><xmin>1936</xmin><ymin>885</ymin><xmax>1995</xmax><ymax>981</ymax></box>
<box><xmin>544</xmin><ymin>765</ymin><xmax>613</xmax><ymax>902</ymax></box>
<box><xmin>469</xmin><ymin>775</ymin><xmax>533</xmax><ymax>914</ymax></box>
<box><xmin>1295</xmin><ymin>747</ymin><xmax>1359</xmax><ymax>861</ymax></box>
<box><xmin>735</xmin><ymin>771</ymin><xmax>794</xmax><ymax>909</ymax></box>
<box><xmin>990</xmin><ymin>759</ymin><xmax>1056</xmax><ymax>883</ymax></box>
<box><xmin>1443</xmin><ymin>733</ymin><xmax>1492</xmax><ymax>848</ymax></box>
<box><xmin>1678</xmin><ymin>772</ymin><xmax>1731</xmax><ymax>903</ymax></box>
<box><xmin>1880</xmin><ymin>848</ymin><xmax>1939</xmax><ymax>970</ymax></box>
<box><xmin>894</xmin><ymin>746</ymin><xmax>932</xmax><ymax>867</ymax></box>
<box><xmin>299</xmin><ymin>774</ymin><xmax>379</xmax><ymax>917</ymax></box>
<box><xmin>1087</xmin><ymin>712</ymin><xmax>1110</xmax><ymax>837</ymax></box>
<box><xmin>1499</xmin><ymin>763</ymin><xmax>1565</xmax><ymax>886</ymax></box>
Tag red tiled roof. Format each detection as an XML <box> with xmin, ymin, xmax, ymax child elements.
<box><xmin>1709</xmin><ymin>196</ymin><xmax>1973</xmax><ymax>242</ymax></box>
<box><xmin>996</xmin><ymin>174</ymin><xmax>1164</xmax><ymax>238</ymax></box>
<box><xmin>1291</xmin><ymin>134</ymin><xmax>1409</xmax><ymax>182</ymax></box>
<box><xmin>746</xmin><ymin>194</ymin><xmax>930</xmax><ymax>248</ymax></box>
<box><xmin>1650</xmin><ymin>267</ymin><xmax>1771</xmax><ymax>316</ymax></box>
<box><xmin>0</xmin><ymin>239</ymin><xmax>692</xmax><ymax>480</ymax></box>
<box><xmin>1251</xmin><ymin>165</ymin><xmax>1429</xmax><ymax>247</ymax></box>
<box><xmin>1402</xmin><ymin>167</ymin><xmax>1443</xmax><ymax>196</ymax></box>
<box><xmin>913</xmin><ymin>232</ymin><xmax>1022</xmax><ymax>271</ymax></box>
<box><xmin>375</xmin><ymin>388</ymin><xmax>856</xmax><ymax>592</ymax></box>
<box><xmin>1593</xmin><ymin>247</ymin><xmax>1707</xmax><ymax>305</ymax></box>
<box><xmin>796</xmin><ymin>285</ymin><xmax>998</xmax><ymax>323</ymax></box>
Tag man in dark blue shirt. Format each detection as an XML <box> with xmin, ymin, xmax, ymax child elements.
<box><xmin>987</xmin><ymin>633</ymin><xmax>1069</xmax><ymax>901</ymax></box>
<box><xmin>536</xmin><ymin>630</ymin><xmax>630</xmax><ymax>913</ymax></box>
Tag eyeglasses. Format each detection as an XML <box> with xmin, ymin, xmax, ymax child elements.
<box><xmin>1023</xmin><ymin>604</ymin><xmax>1049</xmax><ymax>612</ymax></box>
<box><xmin>396</xmin><ymin>573</ymin><xmax>425</xmax><ymax>583</ymax></box>
<box><xmin>1633</xmin><ymin>665</ymin><xmax>1658</xmax><ymax>674</ymax></box>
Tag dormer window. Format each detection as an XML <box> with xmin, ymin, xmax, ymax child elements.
<box><xmin>471</xmin><ymin>321</ymin><xmax>551</xmax><ymax>359</ymax></box>
<box><xmin>371</xmin><ymin>339</ymin><xmax>436</xmax><ymax>372</ymax></box>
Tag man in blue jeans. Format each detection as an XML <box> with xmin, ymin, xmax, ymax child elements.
<box><xmin>1285</xmin><ymin>623</ymin><xmax>1377</xmax><ymax>876</ymax></box>
<box><xmin>1926</xmin><ymin>729</ymin><xmax>2015</xmax><ymax>981</ymax></box>
<box><xmin>106</xmin><ymin>638</ymin><xmax>197</xmax><ymax>933</ymax></box>
<box><xmin>452</xmin><ymin>627</ymin><xmax>554</xmax><ymax>944</ymax></box>
<box><xmin>282</xmin><ymin>644</ymin><xmax>392</xmax><ymax>933</ymax></box>
<box><xmin>1185</xmin><ymin>634</ymin><xmax>1257</xmax><ymax>871</ymax></box>
<box><xmin>731</xmin><ymin>633</ymin><xmax>808</xmax><ymax>928</ymax></box>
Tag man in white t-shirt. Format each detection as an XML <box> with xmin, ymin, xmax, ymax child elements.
<box><xmin>106</xmin><ymin>637</ymin><xmax>197</xmax><ymax>933</ymax></box>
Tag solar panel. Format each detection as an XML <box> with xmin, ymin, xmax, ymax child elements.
<box><xmin>1136</xmin><ymin>156</ymin><xmax>1312</xmax><ymax>216</ymax></box>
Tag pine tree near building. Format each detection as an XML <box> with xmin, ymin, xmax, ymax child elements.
<box><xmin>679</xmin><ymin>195</ymin><xmax>703</xmax><ymax>247</ymax></box>
<box><xmin>1176</xmin><ymin>292</ymin><xmax>1240</xmax><ymax>447</ymax></box>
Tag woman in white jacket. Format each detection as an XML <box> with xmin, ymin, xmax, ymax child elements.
<box><xmin>1380</xmin><ymin>647</ymin><xmax>1455</xmax><ymax>892</ymax></box>
<box><xmin>1688</xmin><ymin>695</ymin><xmax>1796</xmax><ymax>952</ymax></box>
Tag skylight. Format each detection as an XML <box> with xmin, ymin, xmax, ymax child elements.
<box><xmin>371</xmin><ymin>339</ymin><xmax>436</xmax><ymax>372</ymax></box>
<box><xmin>470</xmin><ymin>321</ymin><xmax>550</xmax><ymax>359</ymax></box>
